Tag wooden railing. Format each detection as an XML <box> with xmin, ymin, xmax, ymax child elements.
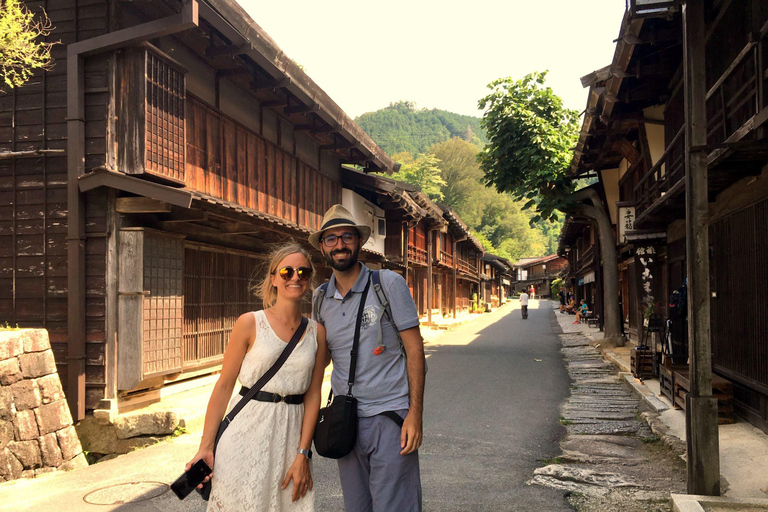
<box><xmin>634</xmin><ymin>126</ymin><xmax>685</xmax><ymax>218</ymax></box>
<box><xmin>439</xmin><ymin>250</ymin><xmax>453</xmax><ymax>267</ymax></box>
<box><xmin>458</xmin><ymin>257</ymin><xmax>476</xmax><ymax>275</ymax></box>
<box><xmin>576</xmin><ymin>245</ymin><xmax>596</xmax><ymax>274</ymax></box>
<box><xmin>705</xmin><ymin>33</ymin><xmax>767</xmax><ymax>149</ymax></box>
<box><xmin>408</xmin><ymin>245</ymin><xmax>428</xmax><ymax>264</ymax></box>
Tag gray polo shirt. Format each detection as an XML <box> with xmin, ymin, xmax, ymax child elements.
<box><xmin>313</xmin><ymin>263</ymin><xmax>420</xmax><ymax>417</ymax></box>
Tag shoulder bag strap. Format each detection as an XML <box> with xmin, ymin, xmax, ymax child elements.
<box><xmin>222</xmin><ymin>316</ymin><xmax>308</xmax><ymax>425</ymax></box>
<box><xmin>346</xmin><ymin>275</ymin><xmax>371</xmax><ymax>396</ymax></box>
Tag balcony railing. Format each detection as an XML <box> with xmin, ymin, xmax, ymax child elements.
<box><xmin>458</xmin><ymin>258</ymin><xmax>476</xmax><ymax>275</ymax></box>
<box><xmin>706</xmin><ymin>33</ymin><xmax>768</xmax><ymax>150</ymax></box>
<box><xmin>439</xmin><ymin>250</ymin><xmax>453</xmax><ymax>267</ymax></box>
<box><xmin>634</xmin><ymin>126</ymin><xmax>685</xmax><ymax>218</ymax></box>
<box><xmin>407</xmin><ymin>245</ymin><xmax>428</xmax><ymax>265</ymax></box>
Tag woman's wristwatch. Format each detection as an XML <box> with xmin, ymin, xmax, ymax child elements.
<box><xmin>298</xmin><ymin>448</ymin><xmax>312</xmax><ymax>460</ymax></box>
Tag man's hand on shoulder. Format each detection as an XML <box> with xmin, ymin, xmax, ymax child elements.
<box><xmin>400</xmin><ymin>410</ymin><xmax>423</xmax><ymax>455</ymax></box>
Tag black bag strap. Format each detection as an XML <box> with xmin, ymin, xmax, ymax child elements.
<box><xmin>347</xmin><ymin>275</ymin><xmax>372</xmax><ymax>396</ymax></box>
<box><xmin>221</xmin><ymin>316</ymin><xmax>308</xmax><ymax>428</ymax></box>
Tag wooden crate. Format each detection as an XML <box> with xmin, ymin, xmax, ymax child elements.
<box><xmin>660</xmin><ymin>362</ymin><xmax>687</xmax><ymax>408</ymax></box>
<box><xmin>631</xmin><ymin>347</ymin><xmax>654</xmax><ymax>379</ymax></box>
<box><xmin>672</xmin><ymin>369</ymin><xmax>735</xmax><ymax>424</ymax></box>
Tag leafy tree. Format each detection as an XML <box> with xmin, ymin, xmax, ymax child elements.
<box><xmin>430</xmin><ymin>137</ymin><xmax>484</xmax><ymax>216</ymax></box>
<box><xmin>0</xmin><ymin>0</ymin><xmax>54</xmax><ymax>91</ymax></box>
<box><xmin>392</xmin><ymin>152</ymin><xmax>446</xmax><ymax>201</ymax></box>
<box><xmin>478</xmin><ymin>71</ymin><xmax>623</xmax><ymax>344</ymax></box>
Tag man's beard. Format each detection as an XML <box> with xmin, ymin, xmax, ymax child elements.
<box><xmin>324</xmin><ymin>246</ymin><xmax>359</xmax><ymax>272</ymax></box>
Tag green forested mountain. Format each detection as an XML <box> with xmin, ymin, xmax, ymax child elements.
<box><xmin>356</xmin><ymin>102</ymin><xmax>561</xmax><ymax>261</ymax></box>
<box><xmin>355</xmin><ymin>101</ymin><xmax>488</xmax><ymax>156</ymax></box>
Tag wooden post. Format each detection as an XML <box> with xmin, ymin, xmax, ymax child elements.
<box><xmin>452</xmin><ymin>240</ymin><xmax>458</xmax><ymax>319</ymax></box>
<box><xmin>427</xmin><ymin>228</ymin><xmax>433</xmax><ymax>325</ymax></box>
<box><xmin>683</xmin><ymin>0</ymin><xmax>720</xmax><ymax>496</ymax></box>
<box><xmin>403</xmin><ymin>222</ymin><xmax>410</xmax><ymax>284</ymax></box>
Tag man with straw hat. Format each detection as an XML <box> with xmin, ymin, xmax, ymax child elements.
<box><xmin>310</xmin><ymin>204</ymin><xmax>425</xmax><ymax>512</ymax></box>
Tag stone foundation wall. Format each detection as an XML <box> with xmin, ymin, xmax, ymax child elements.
<box><xmin>0</xmin><ymin>330</ymin><xmax>88</xmax><ymax>481</ymax></box>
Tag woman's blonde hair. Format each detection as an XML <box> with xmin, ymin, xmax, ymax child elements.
<box><xmin>253</xmin><ymin>243</ymin><xmax>314</xmax><ymax>307</ymax></box>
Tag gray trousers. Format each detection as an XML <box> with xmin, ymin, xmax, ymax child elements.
<box><xmin>337</xmin><ymin>410</ymin><xmax>422</xmax><ymax>512</ymax></box>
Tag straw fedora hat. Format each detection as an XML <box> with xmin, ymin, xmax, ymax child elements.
<box><xmin>308</xmin><ymin>204</ymin><xmax>371</xmax><ymax>250</ymax></box>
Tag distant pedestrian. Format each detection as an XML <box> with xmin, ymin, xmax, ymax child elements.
<box><xmin>558</xmin><ymin>288</ymin><xmax>566</xmax><ymax>313</ymax></box>
<box><xmin>520</xmin><ymin>291</ymin><xmax>529</xmax><ymax>319</ymax></box>
<box><xmin>529</xmin><ymin>285</ymin><xmax>535</xmax><ymax>299</ymax></box>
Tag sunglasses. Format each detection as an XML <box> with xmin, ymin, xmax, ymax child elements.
<box><xmin>275</xmin><ymin>266</ymin><xmax>313</xmax><ymax>281</ymax></box>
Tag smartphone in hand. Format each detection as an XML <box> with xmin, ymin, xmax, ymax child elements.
<box><xmin>171</xmin><ymin>459</ymin><xmax>212</xmax><ymax>500</ymax></box>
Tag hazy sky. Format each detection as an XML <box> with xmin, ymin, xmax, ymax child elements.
<box><xmin>237</xmin><ymin>1</ymin><xmax>627</xmax><ymax>119</ymax></box>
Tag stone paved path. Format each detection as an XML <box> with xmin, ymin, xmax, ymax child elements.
<box><xmin>529</xmin><ymin>328</ymin><xmax>686</xmax><ymax>512</ymax></box>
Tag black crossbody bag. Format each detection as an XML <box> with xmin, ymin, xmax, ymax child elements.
<box><xmin>194</xmin><ymin>316</ymin><xmax>309</xmax><ymax>500</ymax></box>
<box><xmin>313</xmin><ymin>277</ymin><xmax>371</xmax><ymax>459</ymax></box>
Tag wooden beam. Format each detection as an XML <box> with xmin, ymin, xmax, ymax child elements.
<box><xmin>262</xmin><ymin>98</ymin><xmax>288</xmax><ymax>108</ymax></box>
<box><xmin>216</xmin><ymin>67</ymin><xmax>249</xmax><ymax>77</ymax></box>
<box><xmin>285</xmin><ymin>103</ymin><xmax>317</xmax><ymax>114</ymax></box>
<box><xmin>158</xmin><ymin>208</ymin><xmax>208</xmax><ymax>223</ymax></box>
<box><xmin>205</xmin><ymin>43</ymin><xmax>249</xmax><ymax>58</ymax></box>
<box><xmin>116</xmin><ymin>197</ymin><xmax>171</xmax><ymax>214</ymax></box>
<box><xmin>614</xmin><ymin>138</ymin><xmax>640</xmax><ymax>164</ymax></box>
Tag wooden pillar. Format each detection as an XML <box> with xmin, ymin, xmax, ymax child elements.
<box><xmin>452</xmin><ymin>240</ymin><xmax>458</xmax><ymax>318</ymax></box>
<box><xmin>403</xmin><ymin>222</ymin><xmax>410</xmax><ymax>283</ymax></box>
<box><xmin>427</xmin><ymin>228</ymin><xmax>433</xmax><ymax>325</ymax></box>
<box><xmin>683</xmin><ymin>0</ymin><xmax>720</xmax><ymax>496</ymax></box>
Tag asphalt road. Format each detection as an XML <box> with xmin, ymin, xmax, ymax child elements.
<box><xmin>313</xmin><ymin>300</ymin><xmax>574</xmax><ymax>511</ymax></box>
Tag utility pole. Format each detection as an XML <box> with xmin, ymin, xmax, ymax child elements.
<box><xmin>683</xmin><ymin>0</ymin><xmax>720</xmax><ymax>496</ymax></box>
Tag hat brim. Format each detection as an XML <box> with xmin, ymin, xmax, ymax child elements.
<box><xmin>309</xmin><ymin>223</ymin><xmax>371</xmax><ymax>251</ymax></box>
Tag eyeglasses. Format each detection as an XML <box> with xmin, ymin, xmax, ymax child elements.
<box><xmin>275</xmin><ymin>266</ymin><xmax>313</xmax><ymax>281</ymax></box>
<box><xmin>321</xmin><ymin>232</ymin><xmax>358</xmax><ymax>247</ymax></box>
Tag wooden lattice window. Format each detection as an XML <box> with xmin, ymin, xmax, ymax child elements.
<box><xmin>145</xmin><ymin>52</ymin><xmax>186</xmax><ymax>182</ymax></box>
<box><xmin>117</xmin><ymin>45</ymin><xmax>186</xmax><ymax>185</ymax></box>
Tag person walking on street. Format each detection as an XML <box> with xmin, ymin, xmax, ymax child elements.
<box><xmin>310</xmin><ymin>205</ymin><xmax>426</xmax><ymax>512</ymax></box>
<box><xmin>520</xmin><ymin>290</ymin><xmax>529</xmax><ymax>319</ymax></box>
<box><xmin>558</xmin><ymin>288</ymin><xmax>566</xmax><ymax>313</ymax></box>
<box><xmin>529</xmin><ymin>285</ymin><xmax>535</xmax><ymax>299</ymax></box>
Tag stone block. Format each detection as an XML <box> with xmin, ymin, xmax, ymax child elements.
<box><xmin>56</xmin><ymin>426</ymin><xmax>83</xmax><ymax>461</ymax></box>
<box><xmin>34</xmin><ymin>466</ymin><xmax>56</xmax><ymax>476</ymax></box>
<box><xmin>0</xmin><ymin>420</ymin><xmax>13</xmax><ymax>451</ymax></box>
<box><xmin>10</xmin><ymin>379</ymin><xmax>41</xmax><ymax>411</ymax></box>
<box><xmin>93</xmin><ymin>408</ymin><xmax>116</xmax><ymax>426</ymax></box>
<box><xmin>0</xmin><ymin>357</ymin><xmax>22</xmax><ymax>386</ymax></box>
<box><xmin>36</xmin><ymin>374</ymin><xmax>64</xmax><ymax>405</ymax></box>
<box><xmin>19</xmin><ymin>351</ymin><xmax>56</xmax><ymax>379</ymax></box>
<box><xmin>115</xmin><ymin>436</ymin><xmax>163</xmax><ymax>454</ymax></box>
<box><xmin>35</xmin><ymin>400</ymin><xmax>72</xmax><ymax>435</ymax></box>
<box><xmin>59</xmin><ymin>452</ymin><xmax>87</xmax><ymax>471</ymax></box>
<box><xmin>7</xmin><ymin>440</ymin><xmax>41</xmax><ymax>469</ymax></box>
<box><xmin>0</xmin><ymin>333</ymin><xmax>23</xmax><ymax>360</ymax></box>
<box><xmin>74</xmin><ymin>417</ymin><xmax>116</xmax><ymax>455</ymax></box>
<box><xmin>0</xmin><ymin>448</ymin><xmax>23</xmax><ymax>480</ymax></box>
<box><xmin>38</xmin><ymin>433</ymin><xmax>62</xmax><ymax>467</ymax></box>
<box><xmin>21</xmin><ymin>330</ymin><xmax>50</xmax><ymax>353</ymax></box>
<box><xmin>0</xmin><ymin>386</ymin><xmax>13</xmax><ymax>420</ymax></box>
<box><xmin>13</xmin><ymin>409</ymin><xmax>39</xmax><ymax>440</ymax></box>
<box><xmin>113</xmin><ymin>410</ymin><xmax>178</xmax><ymax>439</ymax></box>
<box><xmin>21</xmin><ymin>469</ymin><xmax>35</xmax><ymax>478</ymax></box>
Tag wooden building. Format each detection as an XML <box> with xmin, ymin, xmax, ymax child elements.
<box><xmin>0</xmin><ymin>0</ymin><xmax>401</xmax><ymax>419</ymax></box>
<box><xmin>569</xmin><ymin>1</ymin><xmax>768</xmax><ymax>433</ymax></box>
<box><xmin>513</xmin><ymin>254</ymin><xmax>569</xmax><ymax>299</ymax></box>
<box><xmin>480</xmin><ymin>254</ymin><xmax>512</xmax><ymax>308</ymax></box>
<box><xmin>558</xmin><ymin>221</ymin><xmax>604</xmax><ymax>329</ymax></box>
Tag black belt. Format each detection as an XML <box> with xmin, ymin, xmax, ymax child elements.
<box><xmin>239</xmin><ymin>386</ymin><xmax>304</xmax><ymax>404</ymax></box>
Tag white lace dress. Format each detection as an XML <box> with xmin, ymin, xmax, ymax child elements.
<box><xmin>208</xmin><ymin>310</ymin><xmax>317</xmax><ymax>512</ymax></box>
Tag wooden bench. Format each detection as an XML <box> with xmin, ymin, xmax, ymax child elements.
<box><xmin>659</xmin><ymin>361</ymin><xmax>687</xmax><ymax>405</ymax></box>
<box><xmin>585</xmin><ymin>312</ymin><xmax>599</xmax><ymax>328</ymax></box>
<box><xmin>672</xmin><ymin>369</ymin><xmax>735</xmax><ymax>424</ymax></box>
<box><xmin>631</xmin><ymin>346</ymin><xmax>654</xmax><ymax>379</ymax></box>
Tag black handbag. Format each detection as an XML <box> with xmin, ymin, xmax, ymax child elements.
<box><xmin>313</xmin><ymin>277</ymin><xmax>371</xmax><ymax>459</ymax></box>
<box><xmin>194</xmin><ymin>316</ymin><xmax>309</xmax><ymax>500</ymax></box>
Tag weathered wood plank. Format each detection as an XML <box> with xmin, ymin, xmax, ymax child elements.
<box><xmin>115</xmin><ymin>197</ymin><xmax>171</xmax><ymax>213</ymax></box>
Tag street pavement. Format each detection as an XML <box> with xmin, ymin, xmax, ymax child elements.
<box><xmin>0</xmin><ymin>300</ymin><xmax>574</xmax><ymax>511</ymax></box>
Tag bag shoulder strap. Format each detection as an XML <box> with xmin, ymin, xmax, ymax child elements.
<box><xmin>222</xmin><ymin>316</ymin><xmax>308</xmax><ymax>424</ymax></box>
<box><xmin>347</xmin><ymin>275</ymin><xmax>371</xmax><ymax>396</ymax></box>
<box><xmin>313</xmin><ymin>283</ymin><xmax>329</xmax><ymax>324</ymax></box>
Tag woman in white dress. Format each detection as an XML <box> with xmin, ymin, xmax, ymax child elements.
<box><xmin>186</xmin><ymin>243</ymin><xmax>328</xmax><ymax>511</ymax></box>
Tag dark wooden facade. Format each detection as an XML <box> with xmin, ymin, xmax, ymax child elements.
<box><xmin>570</xmin><ymin>1</ymin><xmax>768</xmax><ymax>433</ymax></box>
<box><xmin>1</xmin><ymin>0</ymin><xmax>399</xmax><ymax>417</ymax></box>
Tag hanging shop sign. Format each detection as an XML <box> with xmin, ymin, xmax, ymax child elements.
<box><xmin>617</xmin><ymin>204</ymin><xmax>635</xmax><ymax>243</ymax></box>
